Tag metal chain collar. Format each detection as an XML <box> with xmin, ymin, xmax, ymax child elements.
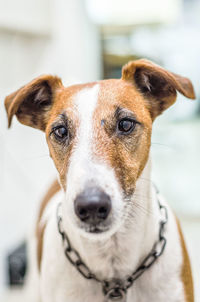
<box><xmin>57</xmin><ymin>189</ymin><xmax>168</xmax><ymax>302</ymax></box>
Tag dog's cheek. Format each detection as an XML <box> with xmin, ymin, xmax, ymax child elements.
<box><xmin>47</xmin><ymin>140</ymin><xmax>73</xmax><ymax>190</ymax></box>
<box><xmin>110</xmin><ymin>130</ymin><xmax>151</xmax><ymax>196</ymax></box>
<box><xmin>111</xmin><ymin>150</ymin><xmax>139</xmax><ymax>196</ymax></box>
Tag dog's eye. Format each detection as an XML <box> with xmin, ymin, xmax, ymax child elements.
<box><xmin>118</xmin><ymin>119</ymin><xmax>136</xmax><ymax>134</ymax></box>
<box><xmin>53</xmin><ymin>126</ymin><xmax>68</xmax><ymax>140</ymax></box>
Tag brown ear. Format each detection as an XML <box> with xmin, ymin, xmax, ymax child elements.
<box><xmin>4</xmin><ymin>75</ymin><xmax>63</xmax><ymax>130</ymax></box>
<box><xmin>122</xmin><ymin>59</ymin><xmax>195</xmax><ymax>119</ymax></box>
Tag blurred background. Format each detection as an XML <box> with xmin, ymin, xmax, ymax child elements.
<box><xmin>0</xmin><ymin>0</ymin><xmax>199</xmax><ymax>300</ymax></box>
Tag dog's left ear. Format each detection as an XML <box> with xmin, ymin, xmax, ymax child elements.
<box><xmin>4</xmin><ymin>75</ymin><xmax>63</xmax><ymax>130</ymax></box>
<box><xmin>122</xmin><ymin>59</ymin><xmax>195</xmax><ymax>120</ymax></box>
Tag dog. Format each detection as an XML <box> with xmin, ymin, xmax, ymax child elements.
<box><xmin>4</xmin><ymin>59</ymin><xmax>195</xmax><ymax>302</ymax></box>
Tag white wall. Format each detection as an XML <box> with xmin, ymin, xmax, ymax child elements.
<box><xmin>86</xmin><ymin>0</ymin><xmax>181</xmax><ymax>25</ymax></box>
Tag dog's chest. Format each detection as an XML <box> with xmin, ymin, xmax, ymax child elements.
<box><xmin>40</xmin><ymin>211</ymin><xmax>185</xmax><ymax>302</ymax></box>
<box><xmin>50</xmin><ymin>269</ymin><xmax>184</xmax><ymax>302</ymax></box>
<box><xmin>41</xmin><ymin>262</ymin><xmax>184</xmax><ymax>302</ymax></box>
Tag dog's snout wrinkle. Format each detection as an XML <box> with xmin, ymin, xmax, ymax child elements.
<box><xmin>74</xmin><ymin>187</ymin><xmax>111</xmax><ymax>225</ymax></box>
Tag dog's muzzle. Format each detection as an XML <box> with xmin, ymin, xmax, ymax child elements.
<box><xmin>74</xmin><ymin>187</ymin><xmax>111</xmax><ymax>231</ymax></box>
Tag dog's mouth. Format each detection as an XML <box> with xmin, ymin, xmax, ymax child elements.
<box><xmin>75</xmin><ymin>213</ymin><xmax>123</xmax><ymax>238</ymax></box>
<box><xmin>79</xmin><ymin>223</ymin><xmax>110</xmax><ymax>234</ymax></box>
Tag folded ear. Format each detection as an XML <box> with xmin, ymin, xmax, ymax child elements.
<box><xmin>4</xmin><ymin>75</ymin><xmax>63</xmax><ymax>130</ymax></box>
<box><xmin>122</xmin><ymin>59</ymin><xmax>195</xmax><ymax>120</ymax></box>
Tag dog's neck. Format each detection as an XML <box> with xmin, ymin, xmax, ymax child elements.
<box><xmin>62</xmin><ymin>158</ymin><xmax>161</xmax><ymax>281</ymax></box>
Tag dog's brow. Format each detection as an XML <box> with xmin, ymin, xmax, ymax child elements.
<box><xmin>115</xmin><ymin>106</ymin><xmax>138</xmax><ymax>121</ymax></box>
<box><xmin>59</xmin><ymin>113</ymin><xmax>67</xmax><ymax>121</ymax></box>
<box><xmin>51</xmin><ymin>113</ymin><xmax>68</xmax><ymax>129</ymax></box>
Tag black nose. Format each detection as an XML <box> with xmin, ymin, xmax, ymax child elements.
<box><xmin>74</xmin><ymin>187</ymin><xmax>111</xmax><ymax>224</ymax></box>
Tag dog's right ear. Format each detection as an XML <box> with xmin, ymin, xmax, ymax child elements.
<box><xmin>4</xmin><ymin>75</ymin><xmax>63</xmax><ymax>131</ymax></box>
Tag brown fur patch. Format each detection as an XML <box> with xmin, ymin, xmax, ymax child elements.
<box><xmin>36</xmin><ymin>221</ymin><xmax>46</xmax><ymax>271</ymax></box>
<box><xmin>36</xmin><ymin>179</ymin><xmax>61</xmax><ymax>270</ymax></box>
<box><xmin>176</xmin><ymin>218</ymin><xmax>194</xmax><ymax>302</ymax></box>
<box><xmin>93</xmin><ymin>79</ymin><xmax>152</xmax><ymax>195</ymax></box>
<box><xmin>37</xmin><ymin>179</ymin><xmax>61</xmax><ymax>223</ymax></box>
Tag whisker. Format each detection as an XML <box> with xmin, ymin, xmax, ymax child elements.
<box><xmin>124</xmin><ymin>197</ymin><xmax>154</xmax><ymax>216</ymax></box>
<box><xmin>132</xmin><ymin>193</ymin><xmax>153</xmax><ymax>203</ymax></box>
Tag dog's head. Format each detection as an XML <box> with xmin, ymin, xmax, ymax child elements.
<box><xmin>5</xmin><ymin>59</ymin><xmax>195</xmax><ymax>238</ymax></box>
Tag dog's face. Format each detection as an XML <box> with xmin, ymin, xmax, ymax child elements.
<box><xmin>5</xmin><ymin>60</ymin><xmax>195</xmax><ymax>238</ymax></box>
<box><xmin>46</xmin><ymin>79</ymin><xmax>153</xmax><ymax>237</ymax></box>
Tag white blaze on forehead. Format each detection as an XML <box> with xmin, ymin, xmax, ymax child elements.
<box><xmin>75</xmin><ymin>84</ymin><xmax>99</xmax><ymax>117</ymax></box>
<box><xmin>74</xmin><ymin>84</ymin><xmax>100</xmax><ymax>157</ymax></box>
<box><xmin>66</xmin><ymin>84</ymin><xmax>100</xmax><ymax>200</ymax></box>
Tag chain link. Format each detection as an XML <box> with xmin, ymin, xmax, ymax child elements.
<box><xmin>56</xmin><ymin>189</ymin><xmax>168</xmax><ymax>300</ymax></box>
<box><xmin>57</xmin><ymin>204</ymin><xmax>100</xmax><ymax>281</ymax></box>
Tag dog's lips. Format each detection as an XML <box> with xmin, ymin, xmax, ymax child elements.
<box><xmin>88</xmin><ymin>228</ymin><xmax>104</xmax><ymax>234</ymax></box>
<box><xmin>78</xmin><ymin>223</ymin><xmax>111</xmax><ymax>234</ymax></box>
